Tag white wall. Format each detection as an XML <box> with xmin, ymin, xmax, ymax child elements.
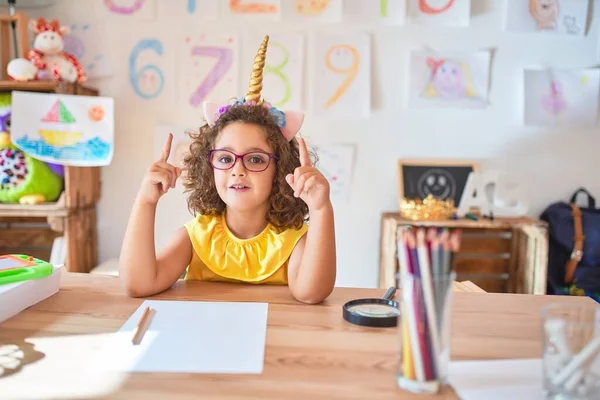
<box><xmin>11</xmin><ymin>0</ymin><xmax>600</xmax><ymax>288</ymax></box>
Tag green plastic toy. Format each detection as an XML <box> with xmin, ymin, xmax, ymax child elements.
<box><xmin>0</xmin><ymin>93</ymin><xmax>63</xmax><ymax>204</ymax></box>
<box><xmin>0</xmin><ymin>254</ymin><xmax>54</xmax><ymax>286</ymax></box>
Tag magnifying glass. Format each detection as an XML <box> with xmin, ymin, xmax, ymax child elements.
<box><xmin>342</xmin><ymin>286</ymin><xmax>400</xmax><ymax>328</ymax></box>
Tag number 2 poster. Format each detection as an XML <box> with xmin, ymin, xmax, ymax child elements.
<box><xmin>312</xmin><ymin>32</ymin><xmax>371</xmax><ymax>118</ymax></box>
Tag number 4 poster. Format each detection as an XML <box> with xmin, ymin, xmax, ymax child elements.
<box><xmin>313</xmin><ymin>32</ymin><xmax>371</xmax><ymax>118</ymax></box>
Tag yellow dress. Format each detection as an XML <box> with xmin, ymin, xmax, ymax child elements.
<box><xmin>183</xmin><ymin>213</ymin><xmax>308</xmax><ymax>285</ymax></box>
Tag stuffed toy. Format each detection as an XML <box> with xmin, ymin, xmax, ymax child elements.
<box><xmin>0</xmin><ymin>93</ymin><xmax>63</xmax><ymax>205</ymax></box>
<box><xmin>7</xmin><ymin>17</ymin><xmax>86</xmax><ymax>84</ymax></box>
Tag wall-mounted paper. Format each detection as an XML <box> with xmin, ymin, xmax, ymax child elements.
<box><xmin>316</xmin><ymin>143</ymin><xmax>355</xmax><ymax>203</ymax></box>
<box><xmin>283</xmin><ymin>0</ymin><xmax>343</xmax><ymax>23</ymax></box>
<box><xmin>179</xmin><ymin>32</ymin><xmax>239</xmax><ymax>117</ymax></box>
<box><xmin>158</xmin><ymin>0</ymin><xmax>219</xmax><ymax>21</ymax></box>
<box><xmin>94</xmin><ymin>300</ymin><xmax>268</xmax><ymax>374</ymax></box>
<box><xmin>97</xmin><ymin>0</ymin><xmax>157</xmax><ymax>20</ymax></box>
<box><xmin>409</xmin><ymin>49</ymin><xmax>491</xmax><ymax>109</ymax></box>
<box><xmin>244</xmin><ymin>33</ymin><xmax>304</xmax><ymax>111</ymax></box>
<box><xmin>10</xmin><ymin>91</ymin><xmax>114</xmax><ymax>166</ymax></box>
<box><xmin>408</xmin><ymin>0</ymin><xmax>470</xmax><ymax>27</ymax></box>
<box><xmin>124</xmin><ymin>28</ymin><xmax>177</xmax><ymax>105</ymax></box>
<box><xmin>344</xmin><ymin>0</ymin><xmax>406</xmax><ymax>25</ymax></box>
<box><xmin>524</xmin><ymin>68</ymin><xmax>600</xmax><ymax>127</ymax></box>
<box><xmin>505</xmin><ymin>0</ymin><xmax>589</xmax><ymax>36</ymax></box>
<box><xmin>222</xmin><ymin>0</ymin><xmax>281</xmax><ymax>20</ymax></box>
<box><xmin>313</xmin><ymin>33</ymin><xmax>371</xmax><ymax>118</ymax></box>
<box><xmin>62</xmin><ymin>22</ymin><xmax>114</xmax><ymax>79</ymax></box>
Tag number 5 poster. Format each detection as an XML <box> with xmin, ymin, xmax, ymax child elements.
<box><xmin>178</xmin><ymin>31</ymin><xmax>239</xmax><ymax>117</ymax></box>
<box><xmin>313</xmin><ymin>32</ymin><xmax>371</xmax><ymax>118</ymax></box>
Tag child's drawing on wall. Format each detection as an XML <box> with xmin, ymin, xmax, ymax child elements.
<box><xmin>524</xmin><ymin>68</ymin><xmax>600</xmax><ymax>127</ymax></box>
<box><xmin>505</xmin><ymin>0</ymin><xmax>588</xmax><ymax>36</ymax></box>
<box><xmin>409</xmin><ymin>50</ymin><xmax>490</xmax><ymax>109</ymax></box>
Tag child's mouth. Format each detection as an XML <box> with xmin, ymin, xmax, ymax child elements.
<box><xmin>229</xmin><ymin>184</ymin><xmax>250</xmax><ymax>192</ymax></box>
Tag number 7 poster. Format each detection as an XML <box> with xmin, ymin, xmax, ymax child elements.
<box><xmin>313</xmin><ymin>32</ymin><xmax>371</xmax><ymax>118</ymax></box>
<box><xmin>178</xmin><ymin>31</ymin><xmax>239</xmax><ymax>117</ymax></box>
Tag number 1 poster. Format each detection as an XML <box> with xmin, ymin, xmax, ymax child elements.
<box><xmin>313</xmin><ymin>32</ymin><xmax>371</xmax><ymax>118</ymax></box>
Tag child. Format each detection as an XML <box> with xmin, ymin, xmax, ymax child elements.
<box><xmin>119</xmin><ymin>36</ymin><xmax>336</xmax><ymax>304</ymax></box>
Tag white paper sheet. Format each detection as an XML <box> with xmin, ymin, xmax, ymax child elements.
<box><xmin>178</xmin><ymin>31</ymin><xmax>240</xmax><ymax>118</ymax></box>
<box><xmin>283</xmin><ymin>0</ymin><xmax>343</xmax><ymax>23</ymax></box>
<box><xmin>10</xmin><ymin>91</ymin><xmax>114</xmax><ymax>166</ymax></box>
<box><xmin>95</xmin><ymin>0</ymin><xmax>157</xmax><ymax>20</ymax></box>
<box><xmin>504</xmin><ymin>0</ymin><xmax>589</xmax><ymax>36</ymax></box>
<box><xmin>315</xmin><ymin>143</ymin><xmax>355</xmax><ymax>203</ymax></box>
<box><xmin>313</xmin><ymin>32</ymin><xmax>371</xmax><ymax>118</ymax></box>
<box><xmin>221</xmin><ymin>0</ymin><xmax>282</xmax><ymax>20</ymax></box>
<box><xmin>62</xmin><ymin>22</ymin><xmax>115</xmax><ymax>79</ymax></box>
<box><xmin>449</xmin><ymin>358</ymin><xmax>544</xmax><ymax>400</ymax></box>
<box><xmin>524</xmin><ymin>68</ymin><xmax>600</xmax><ymax>127</ymax></box>
<box><xmin>408</xmin><ymin>0</ymin><xmax>471</xmax><ymax>27</ymax></box>
<box><xmin>243</xmin><ymin>33</ymin><xmax>304</xmax><ymax>111</ymax></box>
<box><xmin>409</xmin><ymin>49</ymin><xmax>491</xmax><ymax>109</ymax></box>
<box><xmin>94</xmin><ymin>300</ymin><xmax>269</xmax><ymax>374</ymax></box>
<box><xmin>344</xmin><ymin>0</ymin><xmax>406</xmax><ymax>25</ymax></box>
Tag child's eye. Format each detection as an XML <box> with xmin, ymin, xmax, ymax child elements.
<box><xmin>247</xmin><ymin>155</ymin><xmax>266</xmax><ymax>164</ymax></box>
<box><xmin>218</xmin><ymin>156</ymin><xmax>233</xmax><ymax>163</ymax></box>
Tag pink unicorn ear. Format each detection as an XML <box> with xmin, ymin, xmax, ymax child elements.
<box><xmin>281</xmin><ymin>110</ymin><xmax>304</xmax><ymax>141</ymax></box>
<box><xmin>202</xmin><ymin>101</ymin><xmax>221</xmax><ymax>126</ymax></box>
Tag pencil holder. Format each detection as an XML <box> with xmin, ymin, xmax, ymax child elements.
<box><xmin>541</xmin><ymin>303</ymin><xmax>600</xmax><ymax>399</ymax></box>
<box><xmin>396</xmin><ymin>270</ymin><xmax>456</xmax><ymax>394</ymax></box>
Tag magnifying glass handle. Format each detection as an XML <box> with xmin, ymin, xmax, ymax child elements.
<box><xmin>383</xmin><ymin>286</ymin><xmax>397</xmax><ymax>300</ymax></box>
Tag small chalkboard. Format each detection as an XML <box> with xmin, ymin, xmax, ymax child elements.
<box><xmin>397</xmin><ymin>159</ymin><xmax>479</xmax><ymax>204</ymax></box>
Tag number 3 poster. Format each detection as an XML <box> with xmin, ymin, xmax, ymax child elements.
<box><xmin>313</xmin><ymin>32</ymin><xmax>371</xmax><ymax>118</ymax></box>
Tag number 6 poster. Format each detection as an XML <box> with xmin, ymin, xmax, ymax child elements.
<box><xmin>313</xmin><ymin>32</ymin><xmax>371</xmax><ymax>118</ymax></box>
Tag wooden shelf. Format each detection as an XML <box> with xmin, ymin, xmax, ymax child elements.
<box><xmin>0</xmin><ymin>202</ymin><xmax>68</xmax><ymax>218</ymax></box>
<box><xmin>0</xmin><ymin>80</ymin><xmax>99</xmax><ymax>95</ymax></box>
<box><xmin>0</xmin><ymin>80</ymin><xmax>57</xmax><ymax>92</ymax></box>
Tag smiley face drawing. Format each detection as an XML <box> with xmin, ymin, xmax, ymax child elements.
<box><xmin>417</xmin><ymin>169</ymin><xmax>456</xmax><ymax>200</ymax></box>
<box><xmin>529</xmin><ymin>0</ymin><xmax>559</xmax><ymax>30</ymax></box>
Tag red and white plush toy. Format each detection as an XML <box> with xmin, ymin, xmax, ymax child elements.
<box><xmin>7</xmin><ymin>18</ymin><xmax>86</xmax><ymax>84</ymax></box>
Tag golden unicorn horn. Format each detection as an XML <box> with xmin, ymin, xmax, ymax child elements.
<box><xmin>245</xmin><ymin>35</ymin><xmax>269</xmax><ymax>104</ymax></box>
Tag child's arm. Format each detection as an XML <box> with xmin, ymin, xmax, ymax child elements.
<box><xmin>119</xmin><ymin>134</ymin><xmax>190</xmax><ymax>297</ymax></box>
<box><xmin>286</xmin><ymin>138</ymin><xmax>336</xmax><ymax>304</ymax></box>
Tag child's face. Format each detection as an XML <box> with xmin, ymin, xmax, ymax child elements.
<box><xmin>212</xmin><ymin>122</ymin><xmax>277</xmax><ymax>213</ymax></box>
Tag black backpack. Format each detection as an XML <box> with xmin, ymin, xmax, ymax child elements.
<box><xmin>540</xmin><ymin>188</ymin><xmax>600</xmax><ymax>301</ymax></box>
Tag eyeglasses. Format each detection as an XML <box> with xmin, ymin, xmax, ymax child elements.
<box><xmin>208</xmin><ymin>149</ymin><xmax>278</xmax><ymax>172</ymax></box>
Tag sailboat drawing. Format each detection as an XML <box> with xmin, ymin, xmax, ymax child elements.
<box><xmin>38</xmin><ymin>99</ymin><xmax>83</xmax><ymax>146</ymax></box>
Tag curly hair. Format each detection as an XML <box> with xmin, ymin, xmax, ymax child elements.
<box><xmin>183</xmin><ymin>103</ymin><xmax>314</xmax><ymax>230</ymax></box>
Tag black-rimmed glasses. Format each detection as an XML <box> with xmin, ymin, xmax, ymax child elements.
<box><xmin>208</xmin><ymin>149</ymin><xmax>278</xmax><ymax>172</ymax></box>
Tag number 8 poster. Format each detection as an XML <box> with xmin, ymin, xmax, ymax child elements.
<box><xmin>312</xmin><ymin>32</ymin><xmax>371</xmax><ymax>118</ymax></box>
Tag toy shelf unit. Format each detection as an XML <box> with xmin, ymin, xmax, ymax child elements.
<box><xmin>379</xmin><ymin>213</ymin><xmax>549</xmax><ymax>294</ymax></box>
<box><xmin>0</xmin><ymin>80</ymin><xmax>101</xmax><ymax>273</ymax></box>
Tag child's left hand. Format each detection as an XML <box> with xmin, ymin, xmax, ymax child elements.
<box><xmin>286</xmin><ymin>138</ymin><xmax>331</xmax><ymax>212</ymax></box>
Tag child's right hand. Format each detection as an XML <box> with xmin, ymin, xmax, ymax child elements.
<box><xmin>138</xmin><ymin>133</ymin><xmax>182</xmax><ymax>205</ymax></box>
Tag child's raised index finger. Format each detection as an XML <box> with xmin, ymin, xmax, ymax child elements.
<box><xmin>298</xmin><ymin>137</ymin><xmax>310</xmax><ymax>167</ymax></box>
<box><xmin>161</xmin><ymin>133</ymin><xmax>173</xmax><ymax>162</ymax></box>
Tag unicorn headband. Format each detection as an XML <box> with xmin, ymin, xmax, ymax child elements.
<box><xmin>202</xmin><ymin>35</ymin><xmax>304</xmax><ymax>142</ymax></box>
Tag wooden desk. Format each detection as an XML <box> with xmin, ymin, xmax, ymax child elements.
<box><xmin>379</xmin><ymin>213</ymin><xmax>549</xmax><ymax>294</ymax></box>
<box><xmin>0</xmin><ymin>273</ymin><xmax>592</xmax><ymax>399</ymax></box>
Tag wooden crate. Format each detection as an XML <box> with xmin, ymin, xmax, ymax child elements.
<box><xmin>379</xmin><ymin>213</ymin><xmax>549</xmax><ymax>294</ymax></box>
<box><xmin>0</xmin><ymin>81</ymin><xmax>102</xmax><ymax>273</ymax></box>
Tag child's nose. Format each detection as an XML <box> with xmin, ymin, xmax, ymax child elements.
<box><xmin>230</xmin><ymin>158</ymin><xmax>247</xmax><ymax>175</ymax></box>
